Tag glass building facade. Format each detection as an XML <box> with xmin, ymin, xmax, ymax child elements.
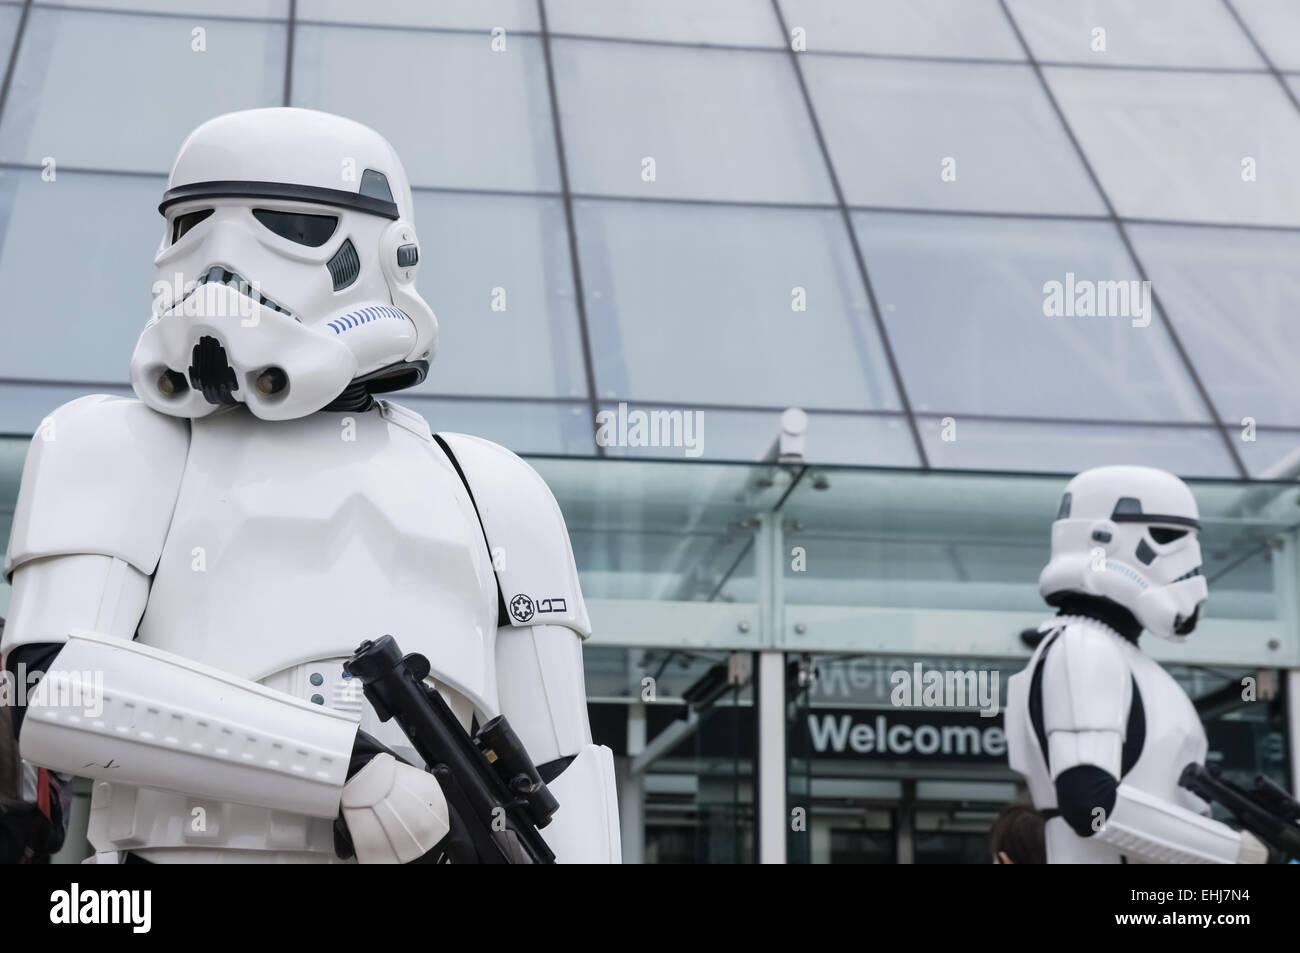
<box><xmin>0</xmin><ymin>0</ymin><xmax>1298</xmax><ymax>863</ymax></box>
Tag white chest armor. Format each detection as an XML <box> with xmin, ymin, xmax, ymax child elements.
<box><xmin>102</xmin><ymin>402</ymin><xmax>498</xmax><ymax>861</ymax></box>
<box><xmin>139</xmin><ymin>401</ymin><xmax>499</xmax><ymax>716</ymax></box>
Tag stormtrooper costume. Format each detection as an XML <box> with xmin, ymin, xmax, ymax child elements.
<box><xmin>1006</xmin><ymin>465</ymin><xmax>1265</xmax><ymax>864</ymax></box>
<box><xmin>1</xmin><ymin>108</ymin><xmax>620</xmax><ymax>863</ymax></box>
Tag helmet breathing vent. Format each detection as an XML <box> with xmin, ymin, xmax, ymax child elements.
<box><xmin>327</xmin><ymin>238</ymin><xmax>360</xmax><ymax>291</ymax></box>
<box><xmin>188</xmin><ymin>336</ymin><xmax>239</xmax><ymax>406</ymax></box>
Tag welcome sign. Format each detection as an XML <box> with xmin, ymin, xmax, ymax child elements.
<box><xmin>805</xmin><ymin>708</ymin><xmax>1007</xmax><ymax>763</ymax></box>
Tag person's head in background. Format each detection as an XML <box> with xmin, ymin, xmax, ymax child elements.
<box><xmin>990</xmin><ymin>803</ymin><xmax>1045</xmax><ymax>864</ymax></box>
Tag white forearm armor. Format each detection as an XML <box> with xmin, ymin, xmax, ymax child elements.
<box><xmin>1095</xmin><ymin>783</ymin><xmax>1267</xmax><ymax>864</ymax></box>
<box><xmin>22</xmin><ymin>629</ymin><xmax>358</xmax><ymax>819</ymax></box>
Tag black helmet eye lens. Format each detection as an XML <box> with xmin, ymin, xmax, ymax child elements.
<box><xmin>172</xmin><ymin>208</ymin><xmax>213</xmax><ymax>243</ymax></box>
<box><xmin>252</xmin><ymin>208</ymin><xmax>338</xmax><ymax>247</ymax></box>
<box><xmin>1150</xmin><ymin>527</ymin><xmax>1188</xmax><ymax>545</ymax></box>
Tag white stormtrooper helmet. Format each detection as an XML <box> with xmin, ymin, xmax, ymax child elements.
<box><xmin>1039</xmin><ymin>465</ymin><xmax>1208</xmax><ymax>642</ymax></box>
<box><xmin>130</xmin><ymin>107</ymin><xmax>436</xmax><ymax>420</ymax></box>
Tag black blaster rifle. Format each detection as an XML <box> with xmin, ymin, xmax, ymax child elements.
<box><xmin>1179</xmin><ymin>762</ymin><xmax>1300</xmax><ymax>861</ymax></box>
<box><xmin>345</xmin><ymin>634</ymin><xmax>559</xmax><ymax>864</ymax></box>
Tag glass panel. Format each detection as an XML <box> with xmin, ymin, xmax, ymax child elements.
<box><xmin>584</xmin><ymin>646</ymin><xmax>755</xmax><ymax>864</ymax></box>
<box><xmin>788</xmin><ymin>652</ymin><xmax>1289</xmax><ymax>863</ymax></box>
<box><xmin>552</xmin><ymin>40</ymin><xmax>834</xmax><ymax>203</ymax></box>
<box><xmin>546</xmin><ymin>0</ymin><xmax>782</xmax><ymax>47</ymax></box>
<box><xmin>596</xmin><ymin>404</ymin><xmax>920</xmax><ymax>467</ymax></box>
<box><xmin>394</xmin><ymin>397</ymin><xmax>594</xmax><ymax>456</ymax></box>
<box><xmin>803</xmin><ymin>58</ymin><xmax>1104</xmax><ymax>214</ymax></box>
<box><xmin>779</xmin><ymin>467</ymin><xmax>1294</xmax><ymax>623</ymax></box>
<box><xmin>1006</xmin><ymin>0</ymin><xmax>1264</xmax><ymax>67</ymax></box>
<box><xmin>1220</xmin><ymin>0</ymin><xmax>1300</xmax><ymax>70</ymax></box>
<box><xmin>296</xmin><ymin>0</ymin><xmax>538</xmax><ymax>30</ymax></box>
<box><xmin>784</xmin><ymin>469</ymin><xmax>1060</xmax><ymax>614</ymax></box>
<box><xmin>1046</xmin><ymin>68</ymin><xmax>1300</xmax><ymax>226</ymax></box>
<box><xmin>577</xmin><ymin>200</ymin><xmax>902</xmax><ymax>411</ymax></box>
<box><xmin>408</xmin><ymin>192</ymin><xmax>588</xmax><ymax>400</ymax></box>
<box><xmin>534</xmin><ymin>457</ymin><xmax>789</xmax><ymax>603</ymax></box>
<box><xmin>1127</xmin><ymin>224</ymin><xmax>1300</xmax><ymax>428</ymax></box>
<box><xmin>918</xmin><ymin>417</ymin><xmax>1239</xmax><ymax>479</ymax></box>
<box><xmin>1232</xmin><ymin>426</ymin><xmax>1300</xmax><ymax>479</ymax></box>
<box><xmin>787</xmin><ymin>650</ymin><xmax>1020</xmax><ymax>865</ymax></box>
<box><xmin>1177</xmin><ymin>662</ymin><xmax>1294</xmax><ymax>804</ymax></box>
<box><xmin>291</xmin><ymin>25</ymin><xmax>558</xmax><ymax>191</ymax></box>
<box><xmin>0</xmin><ymin>6</ymin><xmax>25</xmax><ymax>76</ymax></box>
<box><xmin>36</xmin><ymin>0</ymin><xmax>287</xmax><ymax>17</ymax></box>
<box><xmin>0</xmin><ymin>9</ymin><xmax>284</xmax><ymax>172</ymax></box>
<box><xmin>777</xmin><ymin>0</ymin><xmax>1024</xmax><ymax>59</ymax></box>
<box><xmin>853</xmin><ymin>212</ymin><xmax>1208</xmax><ymax>422</ymax></box>
<box><xmin>0</xmin><ymin>171</ymin><xmax>162</xmax><ymax>383</ymax></box>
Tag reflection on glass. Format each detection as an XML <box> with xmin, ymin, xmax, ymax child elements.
<box><xmin>1128</xmin><ymin>224</ymin><xmax>1300</xmax><ymax>428</ymax></box>
<box><xmin>578</xmin><ymin>201</ymin><xmax>900</xmax><ymax>410</ymax></box>
<box><xmin>1234</xmin><ymin>0</ymin><xmax>1300</xmax><ymax>70</ymax></box>
<box><xmin>779</xmin><ymin>0</ymin><xmax>1023</xmax><ymax>59</ymax></box>
<box><xmin>0</xmin><ymin>8</ymin><xmax>281</xmax><ymax>171</ymax></box>
<box><xmin>1007</xmin><ymin>0</ymin><xmax>1262</xmax><ymax>67</ymax></box>
<box><xmin>585</xmin><ymin>645</ymin><xmax>755</xmax><ymax>864</ymax></box>
<box><xmin>1046</xmin><ymin>68</ymin><xmax>1300</xmax><ymax>226</ymax></box>
<box><xmin>535</xmin><ymin>457</ymin><xmax>788</xmax><ymax>602</ymax></box>
<box><xmin>0</xmin><ymin>172</ymin><xmax>161</xmax><ymax>382</ymax></box>
<box><xmin>547</xmin><ymin>0</ymin><xmax>782</xmax><ymax>47</ymax></box>
<box><xmin>410</xmin><ymin>192</ymin><xmax>588</xmax><ymax>400</ymax></box>
<box><xmin>918</xmin><ymin>417</ymin><xmax>1237</xmax><ymax>478</ymax></box>
<box><xmin>804</xmin><ymin>58</ymin><xmax>1103</xmax><ymax>214</ymax></box>
<box><xmin>292</xmin><ymin>25</ymin><xmax>558</xmax><ymax>191</ymax></box>
<box><xmin>296</xmin><ymin>0</ymin><xmax>537</xmax><ymax>30</ymax></box>
<box><xmin>780</xmin><ymin>467</ymin><xmax>1291</xmax><ymax>622</ymax></box>
<box><xmin>553</xmin><ymin>39</ymin><xmax>833</xmax><ymax>203</ymax></box>
<box><xmin>854</xmin><ymin>212</ymin><xmax>1207</xmax><ymax>422</ymax></box>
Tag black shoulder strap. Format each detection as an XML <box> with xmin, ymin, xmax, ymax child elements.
<box><xmin>431</xmin><ymin>434</ymin><xmax>509</xmax><ymax>626</ymax></box>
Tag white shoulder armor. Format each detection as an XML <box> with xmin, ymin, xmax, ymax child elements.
<box><xmin>1041</xmin><ymin>619</ymin><xmax>1132</xmax><ymax>779</ymax></box>
<box><xmin>4</xmin><ymin>395</ymin><xmax>190</xmax><ymax>580</ymax></box>
<box><xmin>435</xmin><ymin>432</ymin><xmax>591</xmax><ymax>639</ymax></box>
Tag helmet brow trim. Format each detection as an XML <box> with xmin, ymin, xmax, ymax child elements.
<box><xmin>159</xmin><ymin>180</ymin><xmax>399</xmax><ymax>220</ymax></box>
<box><xmin>1110</xmin><ymin>496</ymin><xmax>1200</xmax><ymax>530</ymax></box>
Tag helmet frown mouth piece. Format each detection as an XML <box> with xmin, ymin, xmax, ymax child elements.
<box><xmin>177</xmin><ymin>265</ymin><xmax>294</xmax><ymax>318</ymax></box>
<box><xmin>189</xmin><ymin>335</ymin><xmax>239</xmax><ymax>406</ymax></box>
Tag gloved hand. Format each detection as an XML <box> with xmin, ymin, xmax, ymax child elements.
<box><xmin>340</xmin><ymin>752</ymin><xmax>451</xmax><ymax>864</ymax></box>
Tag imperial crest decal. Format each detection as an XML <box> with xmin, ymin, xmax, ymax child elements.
<box><xmin>508</xmin><ymin>593</ymin><xmax>536</xmax><ymax>623</ymax></box>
